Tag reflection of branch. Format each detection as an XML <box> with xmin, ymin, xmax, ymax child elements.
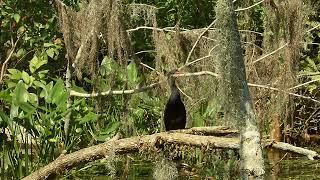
<box><xmin>70</xmin><ymin>83</ymin><xmax>159</xmax><ymax>97</ymax></box>
<box><xmin>0</xmin><ymin>36</ymin><xmax>21</xmax><ymax>85</ymax></box>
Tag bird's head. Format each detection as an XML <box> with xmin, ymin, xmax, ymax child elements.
<box><xmin>166</xmin><ymin>69</ymin><xmax>182</xmax><ymax>89</ymax></box>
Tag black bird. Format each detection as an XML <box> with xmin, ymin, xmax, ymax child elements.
<box><xmin>163</xmin><ymin>70</ymin><xmax>186</xmax><ymax>131</ymax></box>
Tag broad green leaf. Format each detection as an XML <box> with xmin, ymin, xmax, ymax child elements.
<box><xmin>0</xmin><ymin>89</ymin><xmax>12</xmax><ymax>103</ymax></box>
<box><xmin>50</xmin><ymin>79</ymin><xmax>65</xmax><ymax>105</ymax></box>
<box><xmin>13</xmin><ymin>14</ymin><xmax>20</xmax><ymax>23</ymax></box>
<box><xmin>15</xmin><ymin>48</ymin><xmax>26</xmax><ymax>58</ymax></box>
<box><xmin>38</xmin><ymin>70</ymin><xmax>49</xmax><ymax>79</ymax></box>
<box><xmin>44</xmin><ymin>43</ymin><xmax>54</xmax><ymax>47</ymax></box>
<box><xmin>0</xmin><ymin>110</ymin><xmax>9</xmax><ymax>128</ymax></box>
<box><xmin>46</xmin><ymin>48</ymin><xmax>55</xmax><ymax>58</ymax></box>
<box><xmin>55</xmin><ymin>91</ymin><xmax>68</xmax><ymax>109</ymax></box>
<box><xmin>78</xmin><ymin>112</ymin><xmax>98</xmax><ymax>124</ymax></box>
<box><xmin>7</xmin><ymin>69</ymin><xmax>22</xmax><ymax>80</ymax></box>
<box><xmin>42</xmin><ymin>81</ymin><xmax>53</xmax><ymax>101</ymax></box>
<box><xmin>127</xmin><ymin>61</ymin><xmax>138</xmax><ymax>84</ymax></box>
<box><xmin>28</xmin><ymin>93</ymin><xmax>38</xmax><ymax>105</ymax></box>
<box><xmin>13</xmin><ymin>80</ymin><xmax>28</xmax><ymax>105</ymax></box>
<box><xmin>21</xmin><ymin>71</ymin><xmax>30</xmax><ymax>84</ymax></box>
<box><xmin>29</xmin><ymin>55</ymin><xmax>47</xmax><ymax>73</ymax></box>
<box><xmin>19</xmin><ymin>102</ymin><xmax>35</xmax><ymax>114</ymax></box>
<box><xmin>10</xmin><ymin>104</ymin><xmax>19</xmax><ymax>118</ymax></box>
<box><xmin>100</xmin><ymin>122</ymin><xmax>121</xmax><ymax>135</ymax></box>
<box><xmin>100</xmin><ymin>56</ymin><xmax>117</xmax><ymax>76</ymax></box>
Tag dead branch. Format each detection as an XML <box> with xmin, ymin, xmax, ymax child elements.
<box><xmin>0</xmin><ymin>35</ymin><xmax>21</xmax><ymax>85</ymax></box>
<box><xmin>23</xmin><ymin>127</ymin><xmax>320</xmax><ymax>180</ymax></box>
<box><xmin>69</xmin><ymin>82</ymin><xmax>159</xmax><ymax>97</ymax></box>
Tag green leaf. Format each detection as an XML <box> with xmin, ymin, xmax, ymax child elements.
<box><xmin>19</xmin><ymin>102</ymin><xmax>35</xmax><ymax>114</ymax></box>
<box><xmin>7</xmin><ymin>69</ymin><xmax>22</xmax><ymax>80</ymax></box>
<box><xmin>16</xmin><ymin>48</ymin><xmax>26</xmax><ymax>58</ymax></box>
<box><xmin>13</xmin><ymin>14</ymin><xmax>20</xmax><ymax>23</ymax></box>
<box><xmin>44</xmin><ymin>43</ymin><xmax>54</xmax><ymax>47</ymax></box>
<box><xmin>78</xmin><ymin>112</ymin><xmax>99</xmax><ymax>124</ymax></box>
<box><xmin>100</xmin><ymin>56</ymin><xmax>118</xmax><ymax>76</ymax></box>
<box><xmin>21</xmin><ymin>71</ymin><xmax>30</xmax><ymax>84</ymax></box>
<box><xmin>50</xmin><ymin>79</ymin><xmax>65</xmax><ymax>105</ymax></box>
<box><xmin>100</xmin><ymin>122</ymin><xmax>121</xmax><ymax>135</ymax></box>
<box><xmin>41</xmin><ymin>81</ymin><xmax>53</xmax><ymax>102</ymax></box>
<box><xmin>46</xmin><ymin>48</ymin><xmax>55</xmax><ymax>58</ymax></box>
<box><xmin>0</xmin><ymin>89</ymin><xmax>12</xmax><ymax>103</ymax></box>
<box><xmin>29</xmin><ymin>55</ymin><xmax>47</xmax><ymax>73</ymax></box>
<box><xmin>13</xmin><ymin>80</ymin><xmax>28</xmax><ymax>105</ymax></box>
<box><xmin>0</xmin><ymin>110</ymin><xmax>9</xmax><ymax>128</ymax></box>
<box><xmin>127</xmin><ymin>61</ymin><xmax>138</xmax><ymax>84</ymax></box>
<box><xmin>28</xmin><ymin>93</ymin><xmax>38</xmax><ymax>105</ymax></box>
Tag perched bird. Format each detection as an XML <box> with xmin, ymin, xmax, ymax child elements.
<box><xmin>163</xmin><ymin>69</ymin><xmax>186</xmax><ymax>131</ymax></box>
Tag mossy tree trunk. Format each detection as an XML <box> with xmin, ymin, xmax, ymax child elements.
<box><xmin>215</xmin><ymin>0</ymin><xmax>265</xmax><ymax>178</ymax></box>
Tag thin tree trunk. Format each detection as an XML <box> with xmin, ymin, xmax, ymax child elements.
<box><xmin>215</xmin><ymin>0</ymin><xmax>265</xmax><ymax>178</ymax></box>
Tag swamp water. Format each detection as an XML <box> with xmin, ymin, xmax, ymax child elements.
<box><xmin>65</xmin><ymin>154</ymin><xmax>320</xmax><ymax>179</ymax></box>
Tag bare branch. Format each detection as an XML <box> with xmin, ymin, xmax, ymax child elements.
<box><xmin>248</xmin><ymin>83</ymin><xmax>320</xmax><ymax>104</ymax></box>
<box><xmin>0</xmin><ymin>36</ymin><xmax>21</xmax><ymax>85</ymax></box>
<box><xmin>307</xmin><ymin>24</ymin><xmax>320</xmax><ymax>33</ymax></box>
<box><xmin>235</xmin><ymin>0</ymin><xmax>265</xmax><ymax>12</ymax></box>
<box><xmin>250</xmin><ymin>43</ymin><xmax>288</xmax><ymax>64</ymax></box>
<box><xmin>288</xmin><ymin>78</ymin><xmax>320</xmax><ymax>90</ymax></box>
<box><xmin>185</xmin><ymin>20</ymin><xmax>216</xmax><ymax>65</ymax></box>
<box><xmin>70</xmin><ymin>83</ymin><xmax>159</xmax><ymax>97</ymax></box>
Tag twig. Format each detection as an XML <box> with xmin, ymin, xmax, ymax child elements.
<box><xmin>288</xmin><ymin>78</ymin><xmax>320</xmax><ymax>90</ymax></box>
<box><xmin>134</xmin><ymin>50</ymin><xmax>155</xmax><ymax>55</ymax></box>
<box><xmin>0</xmin><ymin>36</ymin><xmax>21</xmax><ymax>85</ymax></box>
<box><xmin>248</xmin><ymin>83</ymin><xmax>320</xmax><ymax>104</ymax></box>
<box><xmin>235</xmin><ymin>0</ymin><xmax>265</xmax><ymax>12</ymax></box>
<box><xmin>70</xmin><ymin>83</ymin><xmax>159</xmax><ymax>97</ymax></box>
<box><xmin>307</xmin><ymin>24</ymin><xmax>320</xmax><ymax>33</ymax></box>
<box><xmin>179</xmin><ymin>44</ymin><xmax>219</xmax><ymax>70</ymax></box>
<box><xmin>139</xmin><ymin>62</ymin><xmax>156</xmax><ymax>71</ymax></box>
<box><xmin>185</xmin><ymin>20</ymin><xmax>216</xmax><ymax>65</ymax></box>
<box><xmin>174</xmin><ymin>71</ymin><xmax>219</xmax><ymax>78</ymax></box>
<box><xmin>239</xmin><ymin>30</ymin><xmax>263</xmax><ymax>36</ymax></box>
<box><xmin>250</xmin><ymin>43</ymin><xmax>288</xmax><ymax>64</ymax></box>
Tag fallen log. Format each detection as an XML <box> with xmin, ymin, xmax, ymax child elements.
<box><xmin>22</xmin><ymin>127</ymin><xmax>320</xmax><ymax>180</ymax></box>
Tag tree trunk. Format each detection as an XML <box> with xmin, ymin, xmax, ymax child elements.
<box><xmin>215</xmin><ymin>0</ymin><xmax>265</xmax><ymax>178</ymax></box>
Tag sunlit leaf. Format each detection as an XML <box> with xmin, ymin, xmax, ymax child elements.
<box><xmin>13</xmin><ymin>80</ymin><xmax>28</xmax><ymax>105</ymax></box>
<box><xmin>29</xmin><ymin>55</ymin><xmax>47</xmax><ymax>73</ymax></box>
<box><xmin>46</xmin><ymin>48</ymin><xmax>55</xmax><ymax>58</ymax></box>
<box><xmin>44</xmin><ymin>43</ymin><xmax>54</xmax><ymax>47</ymax></box>
<box><xmin>50</xmin><ymin>79</ymin><xmax>65</xmax><ymax>105</ymax></box>
<box><xmin>100</xmin><ymin>122</ymin><xmax>121</xmax><ymax>135</ymax></box>
<box><xmin>15</xmin><ymin>48</ymin><xmax>26</xmax><ymax>58</ymax></box>
<box><xmin>7</xmin><ymin>69</ymin><xmax>22</xmax><ymax>80</ymax></box>
<box><xmin>127</xmin><ymin>61</ymin><xmax>138</xmax><ymax>84</ymax></box>
<box><xmin>78</xmin><ymin>112</ymin><xmax>99</xmax><ymax>124</ymax></box>
<box><xmin>13</xmin><ymin>14</ymin><xmax>20</xmax><ymax>23</ymax></box>
<box><xmin>21</xmin><ymin>71</ymin><xmax>30</xmax><ymax>84</ymax></box>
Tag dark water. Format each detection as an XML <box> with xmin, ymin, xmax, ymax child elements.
<box><xmin>66</xmin><ymin>155</ymin><xmax>320</xmax><ymax>179</ymax></box>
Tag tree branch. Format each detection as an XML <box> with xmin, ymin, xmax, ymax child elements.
<box><xmin>69</xmin><ymin>83</ymin><xmax>159</xmax><ymax>97</ymax></box>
